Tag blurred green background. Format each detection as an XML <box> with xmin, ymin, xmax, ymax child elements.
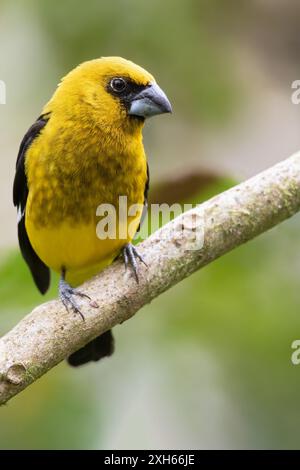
<box><xmin>1</xmin><ymin>0</ymin><xmax>300</xmax><ymax>449</ymax></box>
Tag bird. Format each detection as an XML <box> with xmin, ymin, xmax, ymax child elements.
<box><xmin>13</xmin><ymin>57</ymin><xmax>172</xmax><ymax>366</ymax></box>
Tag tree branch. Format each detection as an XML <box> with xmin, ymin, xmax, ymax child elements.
<box><xmin>1</xmin><ymin>151</ymin><xmax>300</xmax><ymax>405</ymax></box>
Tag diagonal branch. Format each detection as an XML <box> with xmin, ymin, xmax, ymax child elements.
<box><xmin>1</xmin><ymin>151</ymin><xmax>300</xmax><ymax>405</ymax></box>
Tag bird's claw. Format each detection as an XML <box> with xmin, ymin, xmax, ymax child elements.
<box><xmin>59</xmin><ymin>278</ymin><xmax>91</xmax><ymax>321</ymax></box>
<box><xmin>122</xmin><ymin>243</ymin><xmax>147</xmax><ymax>283</ymax></box>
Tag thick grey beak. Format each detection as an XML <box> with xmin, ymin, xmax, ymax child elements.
<box><xmin>128</xmin><ymin>82</ymin><xmax>172</xmax><ymax>118</ymax></box>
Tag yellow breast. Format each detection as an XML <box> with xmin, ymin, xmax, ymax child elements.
<box><xmin>25</xmin><ymin>115</ymin><xmax>147</xmax><ymax>286</ymax></box>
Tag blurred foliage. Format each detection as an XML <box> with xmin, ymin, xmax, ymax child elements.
<box><xmin>24</xmin><ymin>0</ymin><xmax>240</xmax><ymax>124</ymax></box>
<box><xmin>150</xmin><ymin>171</ymin><xmax>235</xmax><ymax>206</ymax></box>
<box><xmin>0</xmin><ymin>251</ymin><xmax>56</xmax><ymax>315</ymax></box>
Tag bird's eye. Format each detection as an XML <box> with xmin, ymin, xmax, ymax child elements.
<box><xmin>110</xmin><ymin>77</ymin><xmax>127</xmax><ymax>93</ymax></box>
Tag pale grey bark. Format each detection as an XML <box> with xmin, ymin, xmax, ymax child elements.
<box><xmin>1</xmin><ymin>151</ymin><xmax>300</xmax><ymax>405</ymax></box>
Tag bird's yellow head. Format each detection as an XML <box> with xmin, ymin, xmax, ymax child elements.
<box><xmin>45</xmin><ymin>57</ymin><xmax>172</xmax><ymax>135</ymax></box>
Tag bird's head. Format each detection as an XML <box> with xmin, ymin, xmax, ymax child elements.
<box><xmin>47</xmin><ymin>57</ymin><xmax>172</xmax><ymax>134</ymax></box>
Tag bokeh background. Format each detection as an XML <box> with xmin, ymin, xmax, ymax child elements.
<box><xmin>1</xmin><ymin>0</ymin><xmax>300</xmax><ymax>449</ymax></box>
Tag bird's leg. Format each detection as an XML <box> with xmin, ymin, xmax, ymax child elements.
<box><xmin>59</xmin><ymin>268</ymin><xmax>94</xmax><ymax>321</ymax></box>
<box><xmin>122</xmin><ymin>243</ymin><xmax>147</xmax><ymax>283</ymax></box>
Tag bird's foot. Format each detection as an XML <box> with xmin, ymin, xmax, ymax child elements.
<box><xmin>59</xmin><ymin>277</ymin><xmax>94</xmax><ymax>321</ymax></box>
<box><xmin>122</xmin><ymin>243</ymin><xmax>147</xmax><ymax>283</ymax></box>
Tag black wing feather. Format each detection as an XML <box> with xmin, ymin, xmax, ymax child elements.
<box><xmin>13</xmin><ymin>115</ymin><xmax>51</xmax><ymax>294</ymax></box>
<box><xmin>17</xmin><ymin>216</ymin><xmax>50</xmax><ymax>294</ymax></box>
<box><xmin>67</xmin><ymin>330</ymin><xmax>115</xmax><ymax>367</ymax></box>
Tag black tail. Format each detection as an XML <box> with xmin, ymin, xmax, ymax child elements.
<box><xmin>67</xmin><ymin>330</ymin><xmax>115</xmax><ymax>367</ymax></box>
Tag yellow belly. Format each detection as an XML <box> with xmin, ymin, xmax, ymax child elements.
<box><xmin>26</xmin><ymin>214</ymin><xmax>141</xmax><ymax>286</ymax></box>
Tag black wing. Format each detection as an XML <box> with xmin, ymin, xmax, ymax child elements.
<box><xmin>13</xmin><ymin>115</ymin><xmax>51</xmax><ymax>294</ymax></box>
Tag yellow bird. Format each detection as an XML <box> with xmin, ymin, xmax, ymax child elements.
<box><xmin>13</xmin><ymin>57</ymin><xmax>172</xmax><ymax>366</ymax></box>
